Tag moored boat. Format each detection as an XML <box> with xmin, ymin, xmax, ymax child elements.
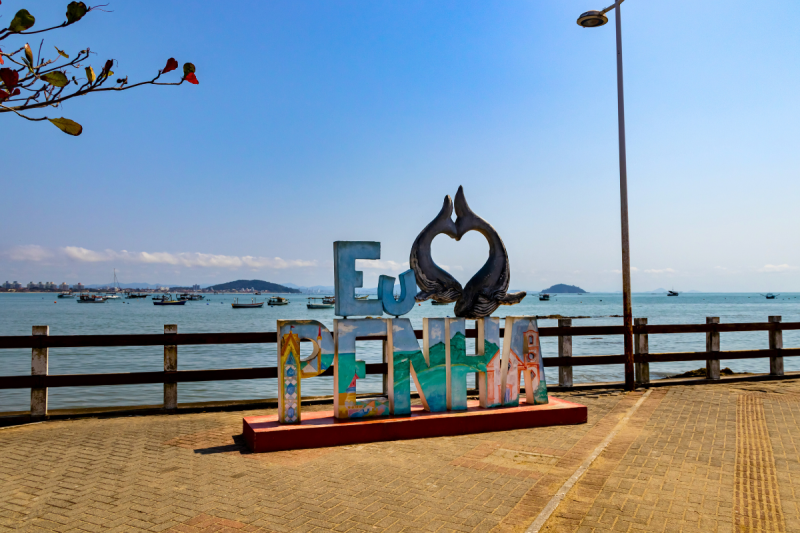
<box><xmin>58</xmin><ymin>291</ymin><xmax>74</xmax><ymax>298</ymax></box>
<box><xmin>154</xmin><ymin>295</ymin><xmax>187</xmax><ymax>306</ymax></box>
<box><xmin>77</xmin><ymin>293</ymin><xmax>106</xmax><ymax>303</ymax></box>
<box><xmin>232</xmin><ymin>298</ymin><xmax>264</xmax><ymax>308</ymax></box>
<box><xmin>764</xmin><ymin>293</ymin><xmax>779</xmax><ymax>299</ymax></box>
<box><xmin>667</xmin><ymin>290</ymin><xmax>679</xmax><ymax>297</ymax></box>
<box><xmin>431</xmin><ymin>300</ymin><xmax>449</xmax><ymax>306</ymax></box>
<box><xmin>268</xmin><ymin>296</ymin><xmax>289</xmax><ymax>306</ymax></box>
<box><xmin>539</xmin><ymin>293</ymin><xmax>550</xmax><ymax>301</ymax></box>
<box><xmin>307</xmin><ymin>297</ymin><xmax>334</xmax><ymax>309</ymax></box>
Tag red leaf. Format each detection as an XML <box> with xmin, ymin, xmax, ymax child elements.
<box><xmin>0</xmin><ymin>67</ymin><xmax>19</xmax><ymax>90</ymax></box>
<box><xmin>102</xmin><ymin>59</ymin><xmax>113</xmax><ymax>75</ymax></box>
<box><xmin>0</xmin><ymin>90</ymin><xmax>8</xmax><ymax>101</ymax></box>
<box><xmin>162</xmin><ymin>57</ymin><xmax>178</xmax><ymax>74</ymax></box>
<box><xmin>184</xmin><ymin>72</ymin><xmax>198</xmax><ymax>84</ymax></box>
<box><xmin>0</xmin><ymin>49</ymin><xmax>4</xmax><ymax>66</ymax></box>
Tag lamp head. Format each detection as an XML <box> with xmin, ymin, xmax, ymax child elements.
<box><xmin>577</xmin><ymin>10</ymin><xmax>609</xmax><ymax>28</ymax></box>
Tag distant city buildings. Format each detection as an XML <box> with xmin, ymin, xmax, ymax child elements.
<box><xmin>73</xmin><ymin>283</ymin><xmax>84</xmax><ymax>291</ymax></box>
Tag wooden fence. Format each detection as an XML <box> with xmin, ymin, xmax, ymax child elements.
<box><xmin>1</xmin><ymin>317</ymin><xmax>798</xmax><ymax>418</ymax></box>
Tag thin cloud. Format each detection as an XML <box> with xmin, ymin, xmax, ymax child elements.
<box><xmin>758</xmin><ymin>264</ymin><xmax>798</xmax><ymax>273</ymax></box>
<box><xmin>6</xmin><ymin>245</ymin><xmax>53</xmax><ymax>262</ymax></box>
<box><xmin>48</xmin><ymin>246</ymin><xmax>316</xmax><ymax>269</ymax></box>
<box><xmin>643</xmin><ymin>268</ymin><xmax>676</xmax><ymax>274</ymax></box>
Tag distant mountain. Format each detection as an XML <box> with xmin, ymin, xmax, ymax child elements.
<box><xmin>541</xmin><ymin>284</ymin><xmax>587</xmax><ymax>294</ymax></box>
<box><xmin>87</xmin><ymin>282</ymin><xmax>164</xmax><ymax>289</ymax></box>
<box><xmin>208</xmin><ymin>280</ymin><xmax>300</xmax><ymax>293</ymax></box>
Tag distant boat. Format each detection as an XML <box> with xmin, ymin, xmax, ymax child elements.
<box><xmin>255</xmin><ymin>291</ymin><xmax>262</xmax><ymax>295</ymax></box>
<box><xmin>178</xmin><ymin>293</ymin><xmax>204</xmax><ymax>301</ymax></box>
<box><xmin>126</xmin><ymin>292</ymin><xmax>148</xmax><ymax>299</ymax></box>
<box><xmin>667</xmin><ymin>290</ymin><xmax>679</xmax><ymax>297</ymax></box>
<box><xmin>154</xmin><ymin>295</ymin><xmax>186</xmax><ymax>306</ymax></box>
<box><xmin>77</xmin><ymin>293</ymin><xmax>106</xmax><ymax>303</ymax></box>
<box><xmin>232</xmin><ymin>298</ymin><xmax>264</xmax><ymax>308</ymax></box>
<box><xmin>105</xmin><ymin>269</ymin><xmax>123</xmax><ymax>299</ymax></box>
<box><xmin>539</xmin><ymin>294</ymin><xmax>550</xmax><ymax>301</ymax></box>
<box><xmin>268</xmin><ymin>296</ymin><xmax>289</xmax><ymax>306</ymax></box>
<box><xmin>307</xmin><ymin>297</ymin><xmax>334</xmax><ymax>309</ymax></box>
<box><xmin>763</xmin><ymin>293</ymin><xmax>779</xmax><ymax>299</ymax></box>
<box><xmin>431</xmin><ymin>300</ymin><xmax>449</xmax><ymax>306</ymax></box>
<box><xmin>355</xmin><ymin>295</ymin><xmax>369</xmax><ymax>300</ymax></box>
<box><xmin>58</xmin><ymin>292</ymin><xmax>74</xmax><ymax>299</ymax></box>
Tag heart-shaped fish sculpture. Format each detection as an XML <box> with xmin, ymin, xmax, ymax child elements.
<box><xmin>409</xmin><ymin>186</ymin><xmax>526</xmax><ymax>318</ymax></box>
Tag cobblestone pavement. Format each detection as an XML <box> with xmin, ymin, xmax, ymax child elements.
<box><xmin>2</xmin><ymin>379</ymin><xmax>800</xmax><ymax>533</ymax></box>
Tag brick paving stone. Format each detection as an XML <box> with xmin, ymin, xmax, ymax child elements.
<box><xmin>3</xmin><ymin>382</ymin><xmax>800</xmax><ymax>532</ymax></box>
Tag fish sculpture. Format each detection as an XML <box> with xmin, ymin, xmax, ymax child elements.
<box><xmin>409</xmin><ymin>195</ymin><xmax>463</xmax><ymax>303</ymax></box>
<box><xmin>409</xmin><ymin>186</ymin><xmax>526</xmax><ymax>318</ymax></box>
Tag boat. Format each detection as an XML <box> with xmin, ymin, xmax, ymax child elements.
<box><xmin>77</xmin><ymin>293</ymin><xmax>106</xmax><ymax>303</ymax></box>
<box><xmin>105</xmin><ymin>269</ymin><xmax>123</xmax><ymax>299</ymax></box>
<box><xmin>152</xmin><ymin>294</ymin><xmax>168</xmax><ymax>301</ymax></box>
<box><xmin>667</xmin><ymin>290</ymin><xmax>679</xmax><ymax>297</ymax></box>
<box><xmin>126</xmin><ymin>292</ymin><xmax>148</xmax><ymax>299</ymax></box>
<box><xmin>268</xmin><ymin>296</ymin><xmax>289</xmax><ymax>306</ymax></box>
<box><xmin>178</xmin><ymin>293</ymin><xmax>204</xmax><ymax>301</ymax></box>
<box><xmin>539</xmin><ymin>294</ymin><xmax>550</xmax><ymax>301</ymax></box>
<box><xmin>763</xmin><ymin>293</ymin><xmax>779</xmax><ymax>299</ymax></box>
<box><xmin>355</xmin><ymin>295</ymin><xmax>369</xmax><ymax>300</ymax></box>
<box><xmin>307</xmin><ymin>297</ymin><xmax>334</xmax><ymax>309</ymax></box>
<box><xmin>58</xmin><ymin>291</ymin><xmax>74</xmax><ymax>298</ymax></box>
<box><xmin>255</xmin><ymin>291</ymin><xmax>262</xmax><ymax>295</ymax></box>
<box><xmin>232</xmin><ymin>298</ymin><xmax>264</xmax><ymax>308</ymax></box>
<box><xmin>154</xmin><ymin>295</ymin><xmax>187</xmax><ymax>306</ymax></box>
<box><xmin>431</xmin><ymin>300</ymin><xmax>449</xmax><ymax>306</ymax></box>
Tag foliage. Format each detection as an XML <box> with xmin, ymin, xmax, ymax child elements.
<box><xmin>0</xmin><ymin>2</ymin><xmax>198</xmax><ymax>135</ymax></box>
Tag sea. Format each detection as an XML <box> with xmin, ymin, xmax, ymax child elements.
<box><xmin>1</xmin><ymin>292</ymin><xmax>799</xmax><ymax>412</ymax></box>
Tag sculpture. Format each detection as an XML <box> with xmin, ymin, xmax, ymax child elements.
<box><xmin>410</xmin><ymin>185</ymin><xmax>526</xmax><ymax>318</ymax></box>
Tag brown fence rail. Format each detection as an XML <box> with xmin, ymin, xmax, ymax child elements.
<box><xmin>1</xmin><ymin>317</ymin><xmax>796</xmax><ymax>417</ymax></box>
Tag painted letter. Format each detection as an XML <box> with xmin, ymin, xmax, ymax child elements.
<box><xmin>333</xmin><ymin>318</ymin><xmax>390</xmax><ymax>419</ymax></box>
<box><xmin>333</xmin><ymin>241</ymin><xmax>384</xmax><ymax>317</ymax></box>
<box><xmin>277</xmin><ymin>320</ymin><xmax>335</xmax><ymax>424</ymax></box>
<box><xmin>388</xmin><ymin>318</ymin><xmax>447</xmax><ymax>415</ymax></box>
<box><xmin>378</xmin><ymin>269</ymin><xmax>416</xmax><ymax>317</ymax></box>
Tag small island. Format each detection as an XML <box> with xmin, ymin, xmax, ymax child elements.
<box><xmin>540</xmin><ymin>284</ymin><xmax>587</xmax><ymax>294</ymax></box>
<box><xmin>208</xmin><ymin>280</ymin><xmax>301</xmax><ymax>293</ymax></box>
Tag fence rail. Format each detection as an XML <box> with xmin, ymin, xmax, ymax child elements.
<box><xmin>1</xmin><ymin>317</ymin><xmax>796</xmax><ymax>418</ymax></box>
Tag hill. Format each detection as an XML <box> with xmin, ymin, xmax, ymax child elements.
<box><xmin>541</xmin><ymin>284</ymin><xmax>587</xmax><ymax>294</ymax></box>
<box><xmin>208</xmin><ymin>280</ymin><xmax>301</xmax><ymax>293</ymax></box>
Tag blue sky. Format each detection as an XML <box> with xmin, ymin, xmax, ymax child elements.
<box><xmin>2</xmin><ymin>0</ymin><xmax>799</xmax><ymax>292</ymax></box>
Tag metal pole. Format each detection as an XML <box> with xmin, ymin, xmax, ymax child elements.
<box><xmin>614</xmin><ymin>1</ymin><xmax>635</xmax><ymax>391</ymax></box>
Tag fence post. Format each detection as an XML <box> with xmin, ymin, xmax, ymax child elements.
<box><xmin>558</xmin><ymin>319</ymin><xmax>573</xmax><ymax>387</ymax></box>
<box><xmin>164</xmin><ymin>324</ymin><xmax>178</xmax><ymax>411</ymax></box>
<box><xmin>769</xmin><ymin>316</ymin><xmax>783</xmax><ymax>376</ymax></box>
<box><xmin>706</xmin><ymin>317</ymin><xmax>720</xmax><ymax>380</ymax></box>
<box><xmin>31</xmin><ymin>325</ymin><xmax>49</xmax><ymax>419</ymax></box>
<box><xmin>382</xmin><ymin>339</ymin><xmax>389</xmax><ymax>395</ymax></box>
<box><xmin>634</xmin><ymin>318</ymin><xmax>649</xmax><ymax>385</ymax></box>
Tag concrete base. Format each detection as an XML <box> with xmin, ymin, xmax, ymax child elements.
<box><xmin>243</xmin><ymin>396</ymin><xmax>587</xmax><ymax>453</ymax></box>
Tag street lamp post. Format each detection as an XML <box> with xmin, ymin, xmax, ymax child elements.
<box><xmin>577</xmin><ymin>1</ymin><xmax>635</xmax><ymax>391</ymax></box>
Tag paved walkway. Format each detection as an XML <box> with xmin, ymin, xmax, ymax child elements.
<box><xmin>2</xmin><ymin>379</ymin><xmax>800</xmax><ymax>533</ymax></box>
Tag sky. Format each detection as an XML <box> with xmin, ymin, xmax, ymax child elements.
<box><xmin>2</xmin><ymin>0</ymin><xmax>799</xmax><ymax>292</ymax></box>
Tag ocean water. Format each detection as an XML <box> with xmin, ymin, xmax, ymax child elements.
<box><xmin>1</xmin><ymin>292</ymin><xmax>798</xmax><ymax>411</ymax></box>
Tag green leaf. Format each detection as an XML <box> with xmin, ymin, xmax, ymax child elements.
<box><xmin>9</xmin><ymin>9</ymin><xmax>36</xmax><ymax>32</ymax></box>
<box><xmin>55</xmin><ymin>47</ymin><xmax>69</xmax><ymax>59</ymax></box>
<box><xmin>85</xmin><ymin>66</ymin><xmax>95</xmax><ymax>83</ymax></box>
<box><xmin>183</xmin><ymin>62</ymin><xmax>195</xmax><ymax>77</ymax></box>
<box><xmin>41</xmin><ymin>71</ymin><xmax>69</xmax><ymax>87</ymax></box>
<box><xmin>48</xmin><ymin>117</ymin><xmax>83</xmax><ymax>136</ymax></box>
<box><xmin>66</xmin><ymin>2</ymin><xmax>88</xmax><ymax>25</ymax></box>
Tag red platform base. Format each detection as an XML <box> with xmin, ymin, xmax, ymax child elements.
<box><xmin>243</xmin><ymin>397</ymin><xmax>587</xmax><ymax>453</ymax></box>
